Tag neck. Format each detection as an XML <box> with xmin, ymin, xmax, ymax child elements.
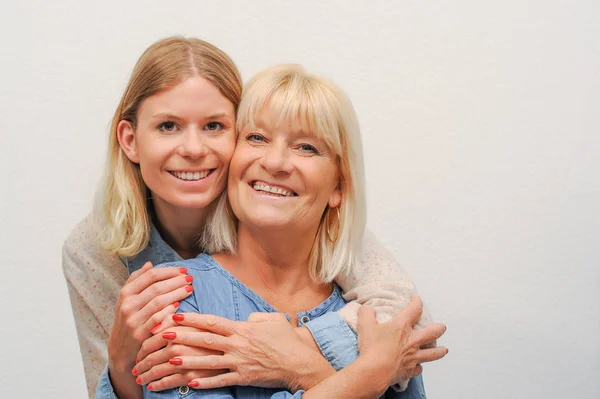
<box><xmin>151</xmin><ymin>198</ymin><xmax>208</xmax><ymax>259</ymax></box>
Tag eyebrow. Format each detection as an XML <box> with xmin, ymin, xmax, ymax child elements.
<box><xmin>151</xmin><ymin>112</ymin><xmax>234</xmax><ymax>120</ymax></box>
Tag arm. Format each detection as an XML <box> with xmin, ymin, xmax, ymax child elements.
<box><xmin>62</xmin><ymin>217</ymin><xmax>128</xmax><ymax>398</ymax></box>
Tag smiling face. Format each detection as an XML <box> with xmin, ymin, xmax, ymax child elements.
<box><xmin>118</xmin><ymin>76</ymin><xmax>236</xmax><ymax>212</ymax></box>
<box><xmin>228</xmin><ymin>107</ymin><xmax>342</xmax><ymax>234</ymax></box>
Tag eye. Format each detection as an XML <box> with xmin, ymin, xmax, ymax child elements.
<box><xmin>299</xmin><ymin>143</ymin><xmax>320</xmax><ymax>154</ymax></box>
<box><xmin>205</xmin><ymin>121</ymin><xmax>225</xmax><ymax>132</ymax></box>
<box><xmin>246</xmin><ymin>133</ymin><xmax>265</xmax><ymax>143</ymax></box>
<box><xmin>157</xmin><ymin>121</ymin><xmax>179</xmax><ymax>133</ymax></box>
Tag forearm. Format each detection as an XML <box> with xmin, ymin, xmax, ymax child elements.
<box><xmin>107</xmin><ymin>361</ymin><xmax>143</xmax><ymax>399</ymax></box>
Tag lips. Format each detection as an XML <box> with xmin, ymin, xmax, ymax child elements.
<box><xmin>251</xmin><ymin>180</ymin><xmax>298</xmax><ymax>197</ymax></box>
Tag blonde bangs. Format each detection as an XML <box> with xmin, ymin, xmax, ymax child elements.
<box><xmin>237</xmin><ymin>65</ymin><xmax>343</xmax><ymax>155</ymax></box>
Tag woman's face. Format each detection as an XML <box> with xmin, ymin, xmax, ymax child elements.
<box><xmin>119</xmin><ymin>76</ymin><xmax>236</xmax><ymax>211</ymax></box>
<box><xmin>228</xmin><ymin>108</ymin><xmax>342</xmax><ymax>233</ymax></box>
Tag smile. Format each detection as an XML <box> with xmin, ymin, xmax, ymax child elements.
<box><xmin>169</xmin><ymin>170</ymin><xmax>213</xmax><ymax>181</ymax></box>
<box><xmin>252</xmin><ymin>181</ymin><xmax>298</xmax><ymax>197</ymax></box>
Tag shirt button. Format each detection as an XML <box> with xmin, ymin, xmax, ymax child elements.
<box><xmin>178</xmin><ymin>386</ymin><xmax>190</xmax><ymax>395</ymax></box>
<box><xmin>300</xmin><ymin>315</ymin><xmax>310</xmax><ymax>324</ymax></box>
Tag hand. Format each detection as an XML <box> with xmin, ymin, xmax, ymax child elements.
<box><xmin>137</xmin><ymin>312</ymin><xmax>334</xmax><ymax>392</ymax></box>
<box><xmin>133</xmin><ymin>325</ymin><xmax>225</xmax><ymax>391</ymax></box>
<box><xmin>356</xmin><ymin>297</ymin><xmax>448</xmax><ymax>388</ymax></box>
<box><xmin>108</xmin><ymin>262</ymin><xmax>193</xmax><ymax>374</ymax></box>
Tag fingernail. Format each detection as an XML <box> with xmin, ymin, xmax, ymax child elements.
<box><xmin>136</xmin><ymin>377</ymin><xmax>141</xmax><ymax>384</ymax></box>
<box><xmin>135</xmin><ymin>359</ymin><xmax>139</xmax><ymax>364</ymax></box>
<box><xmin>179</xmin><ymin>267</ymin><xmax>187</xmax><ymax>274</ymax></box>
<box><xmin>188</xmin><ymin>381</ymin><xmax>199</xmax><ymax>388</ymax></box>
<box><xmin>169</xmin><ymin>357</ymin><xmax>183</xmax><ymax>365</ymax></box>
<box><xmin>132</xmin><ymin>368</ymin><xmax>138</xmax><ymax>376</ymax></box>
<box><xmin>185</xmin><ymin>285</ymin><xmax>194</xmax><ymax>293</ymax></box>
<box><xmin>162</xmin><ymin>332</ymin><xmax>177</xmax><ymax>340</ymax></box>
<box><xmin>148</xmin><ymin>384</ymin><xmax>153</xmax><ymax>391</ymax></box>
<box><xmin>172</xmin><ymin>314</ymin><xmax>184</xmax><ymax>322</ymax></box>
<box><xmin>151</xmin><ymin>322</ymin><xmax>163</xmax><ymax>334</ymax></box>
<box><xmin>185</xmin><ymin>275</ymin><xmax>194</xmax><ymax>283</ymax></box>
<box><xmin>172</xmin><ymin>301</ymin><xmax>180</xmax><ymax>308</ymax></box>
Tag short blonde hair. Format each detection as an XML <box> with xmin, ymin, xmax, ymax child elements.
<box><xmin>203</xmin><ymin>64</ymin><xmax>366</xmax><ymax>283</ymax></box>
<box><xmin>95</xmin><ymin>37</ymin><xmax>242</xmax><ymax>258</ymax></box>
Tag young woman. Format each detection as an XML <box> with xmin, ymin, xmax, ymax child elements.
<box><xmin>132</xmin><ymin>64</ymin><xmax>447</xmax><ymax>398</ymax></box>
<box><xmin>63</xmin><ymin>37</ymin><xmax>435</xmax><ymax>399</ymax></box>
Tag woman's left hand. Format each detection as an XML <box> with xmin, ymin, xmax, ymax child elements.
<box><xmin>135</xmin><ymin>313</ymin><xmax>334</xmax><ymax>392</ymax></box>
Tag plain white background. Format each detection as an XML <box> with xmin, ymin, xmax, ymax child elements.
<box><xmin>1</xmin><ymin>1</ymin><xmax>598</xmax><ymax>398</ymax></box>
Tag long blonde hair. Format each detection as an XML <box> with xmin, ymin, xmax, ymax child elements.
<box><xmin>202</xmin><ymin>64</ymin><xmax>366</xmax><ymax>283</ymax></box>
<box><xmin>94</xmin><ymin>37</ymin><xmax>242</xmax><ymax>258</ymax></box>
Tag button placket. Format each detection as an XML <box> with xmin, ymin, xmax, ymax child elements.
<box><xmin>178</xmin><ymin>386</ymin><xmax>190</xmax><ymax>395</ymax></box>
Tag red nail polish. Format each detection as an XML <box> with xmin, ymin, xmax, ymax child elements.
<box><xmin>162</xmin><ymin>332</ymin><xmax>177</xmax><ymax>340</ymax></box>
<box><xmin>185</xmin><ymin>275</ymin><xmax>193</xmax><ymax>283</ymax></box>
<box><xmin>185</xmin><ymin>285</ymin><xmax>194</xmax><ymax>293</ymax></box>
<box><xmin>169</xmin><ymin>357</ymin><xmax>183</xmax><ymax>365</ymax></box>
<box><xmin>179</xmin><ymin>267</ymin><xmax>187</xmax><ymax>274</ymax></box>
<box><xmin>172</xmin><ymin>301</ymin><xmax>180</xmax><ymax>308</ymax></box>
<box><xmin>151</xmin><ymin>322</ymin><xmax>162</xmax><ymax>334</ymax></box>
<box><xmin>135</xmin><ymin>359</ymin><xmax>139</xmax><ymax>364</ymax></box>
<box><xmin>172</xmin><ymin>314</ymin><xmax>185</xmax><ymax>322</ymax></box>
<box><xmin>188</xmin><ymin>381</ymin><xmax>199</xmax><ymax>388</ymax></box>
<box><xmin>132</xmin><ymin>368</ymin><xmax>138</xmax><ymax>376</ymax></box>
<box><xmin>136</xmin><ymin>377</ymin><xmax>141</xmax><ymax>384</ymax></box>
<box><xmin>148</xmin><ymin>384</ymin><xmax>153</xmax><ymax>391</ymax></box>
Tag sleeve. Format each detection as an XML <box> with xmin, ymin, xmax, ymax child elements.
<box><xmin>62</xmin><ymin>216</ymin><xmax>128</xmax><ymax>398</ymax></box>
<box><xmin>334</xmin><ymin>229</ymin><xmax>435</xmax><ymax>392</ymax></box>
<box><xmin>303</xmin><ymin>312</ymin><xmax>358</xmax><ymax>370</ymax></box>
<box><xmin>270</xmin><ymin>391</ymin><xmax>305</xmax><ymax>398</ymax></box>
<box><xmin>95</xmin><ymin>364</ymin><xmax>120</xmax><ymax>399</ymax></box>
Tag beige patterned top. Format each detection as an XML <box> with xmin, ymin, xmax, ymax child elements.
<box><xmin>63</xmin><ymin>215</ymin><xmax>433</xmax><ymax>398</ymax></box>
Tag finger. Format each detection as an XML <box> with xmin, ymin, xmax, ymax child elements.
<box><xmin>392</xmin><ymin>296</ymin><xmax>423</xmax><ymax>328</ymax></box>
<box><xmin>248</xmin><ymin>312</ymin><xmax>287</xmax><ymax>323</ymax></box>
<box><xmin>162</xmin><ymin>330</ymin><xmax>231</xmax><ymax>352</ymax></box>
<box><xmin>357</xmin><ymin>305</ymin><xmax>377</xmax><ymax>337</ymax></box>
<box><xmin>404</xmin><ymin>364</ymin><xmax>423</xmax><ymax>379</ymax></box>
<box><xmin>134</xmin><ymin>284</ymin><xmax>194</xmax><ymax>327</ymax></box>
<box><xmin>170</xmin><ymin>354</ymin><xmax>234</xmax><ymax>370</ymax></box>
<box><xmin>126</xmin><ymin>261</ymin><xmax>153</xmax><ymax>283</ymax></box>
<box><xmin>122</xmin><ymin>266</ymin><xmax>189</xmax><ymax>296</ymax></box>
<box><xmin>137</xmin><ymin>333</ymin><xmax>169</xmax><ymax>365</ymax></box>
<box><xmin>150</xmin><ymin>311</ymin><xmax>179</xmax><ymax>335</ymax></box>
<box><xmin>410</xmin><ymin>323</ymin><xmax>446</xmax><ymax>348</ymax></box>
<box><xmin>188</xmin><ymin>372</ymin><xmax>243</xmax><ymax>389</ymax></box>
<box><xmin>137</xmin><ymin>274</ymin><xmax>193</xmax><ymax>305</ymax></box>
<box><xmin>142</xmin><ymin>301</ymin><xmax>182</xmax><ymax>335</ymax></box>
<box><xmin>172</xmin><ymin>313</ymin><xmax>236</xmax><ymax>336</ymax></box>
<box><xmin>147</xmin><ymin>369</ymin><xmax>225</xmax><ymax>392</ymax></box>
<box><xmin>415</xmin><ymin>346</ymin><xmax>448</xmax><ymax>364</ymax></box>
<box><xmin>137</xmin><ymin>361</ymin><xmax>177</xmax><ymax>385</ymax></box>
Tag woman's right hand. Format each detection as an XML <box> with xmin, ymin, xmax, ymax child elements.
<box><xmin>107</xmin><ymin>261</ymin><xmax>194</xmax><ymax>376</ymax></box>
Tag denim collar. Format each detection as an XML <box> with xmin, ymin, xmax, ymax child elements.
<box><xmin>121</xmin><ymin>223</ymin><xmax>184</xmax><ymax>275</ymax></box>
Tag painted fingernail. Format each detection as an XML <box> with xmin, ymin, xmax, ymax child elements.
<box><xmin>148</xmin><ymin>384</ymin><xmax>153</xmax><ymax>390</ymax></box>
<box><xmin>151</xmin><ymin>322</ymin><xmax>163</xmax><ymax>334</ymax></box>
<box><xmin>172</xmin><ymin>301</ymin><xmax>180</xmax><ymax>308</ymax></box>
<box><xmin>169</xmin><ymin>357</ymin><xmax>183</xmax><ymax>365</ymax></box>
<box><xmin>162</xmin><ymin>332</ymin><xmax>177</xmax><ymax>340</ymax></box>
<box><xmin>185</xmin><ymin>275</ymin><xmax>193</xmax><ymax>283</ymax></box>
<box><xmin>135</xmin><ymin>359</ymin><xmax>139</xmax><ymax>364</ymax></box>
<box><xmin>179</xmin><ymin>267</ymin><xmax>187</xmax><ymax>274</ymax></box>
<box><xmin>136</xmin><ymin>377</ymin><xmax>141</xmax><ymax>384</ymax></box>
<box><xmin>172</xmin><ymin>314</ymin><xmax>185</xmax><ymax>322</ymax></box>
<box><xmin>185</xmin><ymin>285</ymin><xmax>194</xmax><ymax>293</ymax></box>
<box><xmin>188</xmin><ymin>381</ymin><xmax>199</xmax><ymax>388</ymax></box>
<box><xmin>132</xmin><ymin>368</ymin><xmax>138</xmax><ymax>376</ymax></box>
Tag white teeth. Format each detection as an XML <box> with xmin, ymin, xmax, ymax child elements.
<box><xmin>252</xmin><ymin>183</ymin><xmax>294</xmax><ymax>197</ymax></box>
<box><xmin>172</xmin><ymin>170</ymin><xmax>210</xmax><ymax>181</ymax></box>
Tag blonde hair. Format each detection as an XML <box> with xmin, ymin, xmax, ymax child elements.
<box><xmin>94</xmin><ymin>37</ymin><xmax>242</xmax><ymax>258</ymax></box>
<box><xmin>202</xmin><ymin>64</ymin><xmax>366</xmax><ymax>282</ymax></box>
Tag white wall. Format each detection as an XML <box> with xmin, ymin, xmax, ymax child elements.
<box><xmin>1</xmin><ymin>1</ymin><xmax>598</xmax><ymax>397</ymax></box>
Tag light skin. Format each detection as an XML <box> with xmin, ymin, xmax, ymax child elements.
<box><xmin>109</xmin><ymin>75</ymin><xmax>237</xmax><ymax>399</ymax></box>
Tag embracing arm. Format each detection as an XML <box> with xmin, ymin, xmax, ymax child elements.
<box><xmin>62</xmin><ymin>217</ymin><xmax>128</xmax><ymax>398</ymax></box>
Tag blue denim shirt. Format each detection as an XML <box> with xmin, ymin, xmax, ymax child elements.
<box><xmin>95</xmin><ymin>226</ymin><xmax>426</xmax><ymax>398</ymax></box>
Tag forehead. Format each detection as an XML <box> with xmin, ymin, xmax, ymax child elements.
<box><xmin>139</xmin><ymin>76</ymin><xmax>235</xmax><ymax>117</ymax></box>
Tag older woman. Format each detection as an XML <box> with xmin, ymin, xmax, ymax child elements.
<box><xmin>134</xmin><ymin>64</ymin><xmax>447</xmax><ymax>398</ymax></box>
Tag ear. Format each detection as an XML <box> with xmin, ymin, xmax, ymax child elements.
<box><xmin>328</xmin><ymin>185</ymin><xmax>342</xmax><ymax>209</ymax></box>
<box><xmin>116</xmin><ymin>120</ymin><xmax>140</xmax><ymax>163</ymax></box>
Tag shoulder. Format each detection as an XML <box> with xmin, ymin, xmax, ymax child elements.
<box><xmin>157</xmin><ymin>254</ymin><xmax>223</xmax><ymax>276</ymax></box>
<box><xmin>62</xmin><ymin>214</ymin><xmax>127</xmax><ymax>282</ymax></box>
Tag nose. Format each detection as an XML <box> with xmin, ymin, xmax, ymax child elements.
<box><xmin>259</xmin><ymin>141</ymin><xmax>293</xmax><ymax>175</ymax></box>
<box><xmin>178</xmin><ymin>128</ymin><xmax>208</xmax><ymax>159</ymax></box>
